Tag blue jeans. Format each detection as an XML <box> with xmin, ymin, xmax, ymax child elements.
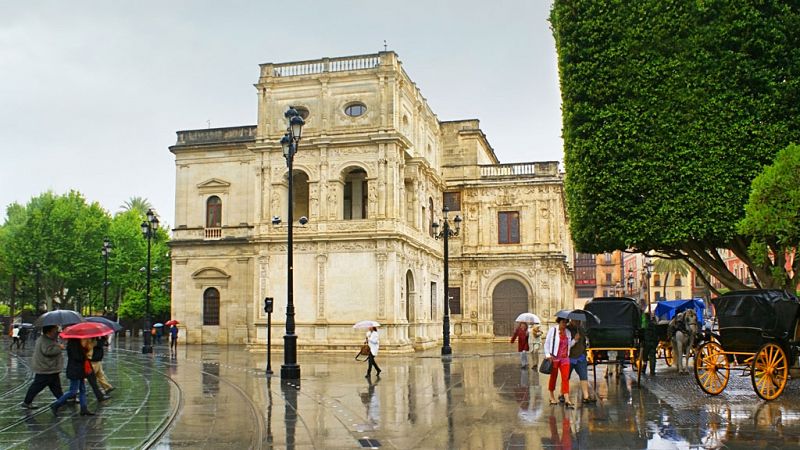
<box><xmin>53</xmin><ymin>378</ymin><xmax>87</xmax><ymax>410</ymax></box>
<box><xmin>569</xmin><ymin>354</ymin><xmax>588</xmax><ymax>381</ymax></box>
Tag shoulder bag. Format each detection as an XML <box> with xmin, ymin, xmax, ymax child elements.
<box><xmin>538</xmin><ymin>328</ymin><xmax>556</xmax><ymax>374</ymax></box>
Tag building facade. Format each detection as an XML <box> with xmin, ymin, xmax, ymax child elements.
<box><xmin>169</xmin><ymin>52</ymin><xmax>574</xmax><ymax>351</ymax></box>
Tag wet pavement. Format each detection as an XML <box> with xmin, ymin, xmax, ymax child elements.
<box><xmin>2</xmin><ymin>338</ymin><xmax>800</xmax><ymax>449</ymax></box>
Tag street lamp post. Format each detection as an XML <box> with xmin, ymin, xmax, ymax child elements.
<box><xmin>627</xmin><ymin>268</ymin><xmax>635</xmax><ymax>296</ymax></box>
<box><xmin>279</xmin><ymin>107</ymin><xmax>305</xmax><ymax>380</ymax></box>
<box><xmin>102</xmin><ymin>238</ymin><xmax>111</xmax><ymax>314</ymax></box>
<box><xmin>432</xmin><ymin>206</ymin><xmax>462</xmax><ymax>356</ymax></box>
<box><xmin>140</xmin><ymin>209</ymin><xmax>159</xmax><ymax>354</ymax></box>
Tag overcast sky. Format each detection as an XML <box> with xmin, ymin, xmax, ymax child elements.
<box><xmin>0</xmin><ymin>1</ymin><xmax>561</xmax><ymax>226</ymax></box>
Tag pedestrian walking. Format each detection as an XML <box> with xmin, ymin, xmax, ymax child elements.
<box><xmin>529</xmin><ymin>323</ymin><xmax>543</xmax><ymax>368</ymax></box>
<box><xmin>90</xmin><ymin>337</ymin><xmax>114</xmax><ymax>394</ymax></box>
<box><xmin>50</xmin><ymin>338</ymin><xmax>95</xmax><ymax>416</ymax></box>
<box><xmin>18</xmin><ymin>326</ymin><xmax>29</xmax><ymax>349</ymax></box>
<box><xmin>365</xmin><ymin>326</ymin><xmax>381</xmax><ymax>378</ymax></box>
<box><xmin>21</xmin><ymin>325</ymin><xmax>64</xmax><ymax>409</ymax></box>
<box><xmin>567</xmin><ymin>319</ymin><xmax>595</xmax><ymax>403</ymax></box>
<box><xmin>643</xmin><ymin>316</ymin><xmax>658</xmax><ymax>376</ymax></box>
<box><xmin>10</xmin><ymin>325</ymin><xmax>20</xmax><ymax>350</ymax></box>
<box><xmin>169</xmin><ymin>325</ymin><xmax>179</xmax><ymax>354</ymax></box>
<box><xmin>84</xmin><ymin>340</ymin><xmax>110</xmax><ymax>403</ymax></box>
<box><xmin>544</xmin><ymin>317</ymin><xmax>575</xmax><ymax>408</ymax></box>
<box><xmin>511</xmin><ymin>322</ymin><xmax>530</xmax><ymax>368</ymax></box>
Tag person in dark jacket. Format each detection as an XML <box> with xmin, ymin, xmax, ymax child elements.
<box><xmin>50</xmin><ymin>338</ymin><xmax>94</xmax><ymax>416</ymax></box>
<box><xmin>21</xmin><ymin>325</ymin><xmax>64</xmax><ymax>408</ymax></box>
<box><xmin>90</xmin><ymin>337</ymin><xmax>113</xmax><ymax>394</ymax></box>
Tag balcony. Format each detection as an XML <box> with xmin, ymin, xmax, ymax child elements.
<box><xmin>205</xmin><ymin>228</ymin><xmax>222</xmax><ymax>240</ymax></box>
<box><xmin>479</xmin><ymin>162</ymin><xmax>558</xmax><ymax>179</ymax></box>
<box><xmin>268</xmin><ymin>54</ymin><xmax>381</xmax><ymax>78</ymax></box>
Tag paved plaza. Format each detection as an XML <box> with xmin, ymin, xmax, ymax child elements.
<box><xmin>3</xmin><ymin>337</ymin><xmax>800</xmax><ymax>449</ymax></box>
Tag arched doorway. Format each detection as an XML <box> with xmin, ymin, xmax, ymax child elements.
<box><xmin>492</xmin><ymin>279</ymin><xmax>528</xmax><ymax>336</ymax></box>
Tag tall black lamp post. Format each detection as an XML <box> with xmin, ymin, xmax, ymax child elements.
<box><xmin>102</xmin><ymin>238</ymin><xmax>112</xmax><ymax>314</ymax></box>
<box><xmin>432</xmin><ymin>206</ymin><xmax>462</xmax><ymax>356</ymax></box>
<box><xmin>279</xmin><ymin>107</ymin><xmax>305</xmax><ymax>380</ymax></box>
<box><xmin>140</xmin><ymin>209</ymin><xmax>159</xmax><ymax>354</ymax></box>
<box><xmin>627</xmin><ymin>268</ymin><xmax>635</xmax><ymax>296</ymax></box>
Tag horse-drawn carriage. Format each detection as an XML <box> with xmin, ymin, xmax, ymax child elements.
<box><xmin>694</xmin><ymin>289</ymin><xmax>800</xmax><ymax>401</ymax></box>
<box><xmin>654</xmin><ymin>299</ymin><xmax>707</xmax><ymax>371</ymax></box>
<box><xmin>584</xmin><ymin>297</ymin><xmax>645</xmax><ymax>385</ymax></box>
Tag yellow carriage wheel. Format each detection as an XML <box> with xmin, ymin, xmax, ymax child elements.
<box><xmin>694</xmin><ymin>342</ymin><xmax>729</xmax><ymax>396</ymax></box>
<box><xmin>664</xmin><ymin>343</ymin><xmax>674</xmax><ymax>367</ymax></box>
<box><xmin>751</xmin><ymin>342</ymin><xmax>788</xmax><ymax>401</ymax></box>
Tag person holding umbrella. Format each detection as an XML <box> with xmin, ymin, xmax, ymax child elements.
<box><xmin>50</xmin><ymin>338</ymin><xmax>94</xmax><ymax>416</ymax></box>
<box><xmin>21</xmin><ymin>325</ymin><xmax>64</xmax><ymax>409</ymax></box>
<box><xmin>510</xmin><ymin>322</ymin><xmax>530</xmax><ymax>368</ymax></box>
<box><xmin>365</xmin><ymin>326</ymin><xmax>381</xmax><ymax>378</ymax></box>
<box><xmin>544</xmin><ymin>314</ymin><xmax>576</xmax><ymax>408</ymax></box>
<box><xmin>166</xmin><ymin>320</ymin><xmax>180</xmax><ymax>354</ymax></box>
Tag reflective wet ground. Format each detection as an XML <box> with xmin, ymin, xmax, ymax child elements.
<box><xmin>3</xmin><ymin>338</ymin><xmax>800</xmax><ymax>449</ymax></box>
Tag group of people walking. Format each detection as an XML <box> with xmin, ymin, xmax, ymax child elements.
<box><xmin>21</xmin><ymin>325</ymin><xmax>115</xmax><ymax>417</ymax></box>
<box><xmin>511</xmin><ymin>315</ymin><xmax>597</xmax><ymax>408</ymax></box>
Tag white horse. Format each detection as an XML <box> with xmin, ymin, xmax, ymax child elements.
<box><xmin>670</xmin><ymin>309</ymin><xmax>699</xmax><ymax>374</ymax></box>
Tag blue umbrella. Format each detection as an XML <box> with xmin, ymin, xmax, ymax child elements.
<box><xmin>153</xmin><ymin>323</ymin><xmax>164</xmax><ymax>328</ymax></box>
<box><xmin>86</xmin><ymin>316</ymin><xmax>123</xmax><ymax>332</ymax></box>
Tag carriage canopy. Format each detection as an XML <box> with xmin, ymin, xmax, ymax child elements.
<box><xmin>713</xmin><ymin>290</ymin><xmax>800</xmax><ymax>352</ymax></box>
<box><xmin>584</xmin><ymin>297</ymin><xmax>642</xmax><ymax>348</ymax></box>
<box><xmin>655</xmin><ymin>299</ymin><xmax>706</xmax><ymax>324</ymax></box>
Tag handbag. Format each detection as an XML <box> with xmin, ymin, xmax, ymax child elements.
<box><xmin>538</xmin><ymin>328</ymin><xmax>557</xmax><ymax>374</ymax></box>
<box><xmin>355</xmin><ymin>343</ymin><xmax>371</xmax><ymax>361</ymax></box>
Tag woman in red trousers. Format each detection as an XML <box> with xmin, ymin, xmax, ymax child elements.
<box><xmin>543</xmin><ymin>317</ymin><xmax>576</xmax><ymax>408</ymax></box>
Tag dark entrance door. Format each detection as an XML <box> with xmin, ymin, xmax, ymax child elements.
<box><xmin>492</xmin><ymin>279</ymin><xmax>528</xmax><ymax>336</ymax></box>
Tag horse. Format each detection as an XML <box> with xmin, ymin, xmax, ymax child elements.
<box><xmin>669</xmin><ymin>309</ymin><xmax>699</xmax><ymax>374</ymax></box>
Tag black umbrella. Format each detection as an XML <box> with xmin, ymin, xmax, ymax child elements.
<box><xmin>34</xmin><ymin>310</ymin><xmax>83</xmax><ymax>327</ymax></box>
<box><xmin>85</xmin><ymin>316</ymin><xmax>123</xmax><ymax>332</ymax></box>
<box><xmin>568</xmin><ymin>309</ymin><xmax>601</xmax><ymax>325</ymax></box>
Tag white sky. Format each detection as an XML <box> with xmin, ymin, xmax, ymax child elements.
<box><xmin>0</xmin><ymin>0</ymin><xmax>562</xmax><ymax>226</ymax></box>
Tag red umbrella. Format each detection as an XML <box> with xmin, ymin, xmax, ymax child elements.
<box><xmin>165</xmin><ymin>320</ymin><xmax>180</xmax><ymax>326</ymax></box>
<box><xmin>60</xmin><ymin>322</ymin><xmax>113</xmax><ymax>339</ymax></box>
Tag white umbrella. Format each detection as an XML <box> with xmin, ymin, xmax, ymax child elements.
<box><xmin>515</xmin><ymin>313</ymin><xmax>541</xmax><ymax>324</ymax></box>
<box><xmin>353</xmin><ymin>320</ymin><xmax>381</xmax><ymax>329</ymax></box>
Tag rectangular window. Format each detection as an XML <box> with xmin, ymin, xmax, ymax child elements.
<box><xmin>448</xmin><ymin>287</ymin><xmax>461</xmax><ymax>315</ymax></box>
<box><xmin>498</xmin><ymin>211</ymin><xmax>520</xmax><ymax>244</ymax></box>
<box><xmin>655</xmin><ymin>291</ymin><xmax>661</xmax><ymax>300</ymax></box>
<box><xmin>443</xmin><ymin>192</ymin><xmax>461</xmax><ymax>212</ymax></box>
<box><xmin>431</xmin><ymin>282</ymin><xmax>437</xmax><ymax>319</ymax></box>
<box><xmin>675</xmin><ymin>275</ymin><xmax>682</xmax><ymax>286</ymax></box>
<box><xmin>343</xmin><ymin>182</ymin><xmax>352</xmax><ymax>220</ymax></box>
<box><xmin>675</xmin><ymin>291</ymin><xmax>682</xmax><ymax>299</ymax></box>
<box><xmin>605</xmin><ymin>273</ymin><xmax>612</xmax><ymax>284</ymax></box>
<box><xmin>577</xmin><ymin>288</ymin><xmax>595</xmax><ymax>298</ymax></box>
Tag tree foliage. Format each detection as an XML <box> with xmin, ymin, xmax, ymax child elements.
<box><xmin>738</xmin><ymin>144</ymin><xmax>800</xmax><ymax>290</ymax></box>
<box><xmin>550</xmin><ymin>0</ymin><xmax>800</xmax><ymax>291</ymax></box>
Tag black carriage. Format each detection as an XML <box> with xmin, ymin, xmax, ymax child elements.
<box><xmin>694</xmin><ymin>289</ymin><xmax>800</xmax><ymax>401</ymax></box>
<box><xmin>584</xmin><ymin>297</ymin><xmax>645</xmax><ymax>385</ymax></box>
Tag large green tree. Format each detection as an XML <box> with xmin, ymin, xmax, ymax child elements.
<box><xmin>550</xmin><ymin>1</ymin><xmax>800</xmax><ymax>291</ymax></box>
<box><xmin>739</xmin><ymin>143</ymin><xmax>800</xmax><ymax>290</ymax></box>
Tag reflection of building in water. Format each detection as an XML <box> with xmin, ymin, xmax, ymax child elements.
<box><xmin>202</xmin><ymin>362</ymin><xmax>219</xmax><ymax>395</ymax></box>
<box><xmin>168</xmin><ymin>51</ymin><xmax>574</xmax><ymax>349</ymax></box>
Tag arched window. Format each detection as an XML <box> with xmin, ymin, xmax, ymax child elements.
<box><xmin>206</xmin><ymin>196</ymin><xmax>222</xmax><ymax>228</ymax></box>
<box><xmin>674</xmin><ymin>273</ymin><xmax>683</xmax><ymax>286</ymax></box>
<box><xmin>292</xmin><ymin>170</ymin><xmax>310</xmax><ymax>222</ymax></box>
<box><xmin>343</xmin><ymin>168</ymin><xmax>368</xmax><ymax>220</ymax></box>
<box><xmin>203</xmin><ymin>288</ymin><xmax>220</xmax><ymax>325</ymax></box>
<box><xmin>653</xmin><ymin>274</ymin><xmax>661</xmax><ymax>287</ymax></box>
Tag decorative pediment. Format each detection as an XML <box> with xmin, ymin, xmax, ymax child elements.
<box><xmin>192</xmin><ymin>267</ymin><xmax>231</xmax><ymax>280</ymax></box>
<box><xmin>192</xmin><ymin>267</ymin><xmax>230</xmax><ymax>289</ymax></box>
<box><xmin>197</xmin><ymin>178</ymin><xmax>231</xmax><ymax>194</ymax></box>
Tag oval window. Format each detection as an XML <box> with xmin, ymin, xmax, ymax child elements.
<box><xmin>344</xmin><ymin>103</ymin><xmax>367</xmax><ymax>117</ymax></box>
<box><xmin>293</xmin><ymin>106</ymin><xmax>310</xmax><ymax>119</ymax></box>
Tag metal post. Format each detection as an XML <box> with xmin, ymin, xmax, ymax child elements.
<box><xmin>142</xmin><ymin>227</ymin><xmax>153</xmax><ymax>354</ymax></box>
<box><xmin>281</xmin><ymin>141</ymin><xmax>300</xmax><ymax>380</ymax></box>
<box><xmin>103</xmin><ymin>246</ymin><xmax>109</xmax><ymax>314</ymax></box>
<box><xmin>265</xmin><ymin>297</ymin><xmax>273</xmax><ymax>376</ymax></box>
<box><xmin>442</xmin><ymin>218</ymin><xmax>452</xmax><ymax>356</ymax></box>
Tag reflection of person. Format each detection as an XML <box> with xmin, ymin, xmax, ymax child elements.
<box><xmin>511</xmin><ymin>322</ymin><xmax>530</xmax><ymax>368</ymax></box>
<box><xmin>547</xmin><ymin>414</ymin><xmax>573</xmax><ymax>450</ymax></box>
<box><xmin>529</xmin><ymin>324</ymin><xmax>543</xmax><ymax>367</ymax></box>
<box><xmin>360</xmin><ymin>376</ymin><xmax>381</xmax><ymax>427</ymax></box>
<box><xmin>170</xmin><ymin>325</ymin><xmax>179</xmax><ymax>354</ymax></box>
<box><xmin>567</xmin><ymin>320</ymin><xmax>595</xmax><ymax>403</ymax></box>
<box><xmin>545</xmin><ymin>317</ymin><xmax>575</xmax><ymax>408</ymax></box>
<box><xmin>22</xmin><ymin>325</ymin><xmax>64</xmax><ymax>408</ymax></box>
<box><xmin>51</xmin><ymin>338</ymin><xmax>94</xmax><ymax>416</ymax></box>
<box><xmin>365</xmin><ymin>327</ymin><xmax>381</xmax><ymax>377</ymax></box>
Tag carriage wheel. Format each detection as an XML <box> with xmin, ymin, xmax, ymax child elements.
<box><xmin>694</xmin><ymin>342</ymin><xmax>729</xmax><ymax>396</ymax></box>
<box><xmin>751</xmin><ymin>342</ymin><xmax>789</xmax><ymax>401</ymax></box>
<box><xmin>664</xmin><ymin>343</ymin><xmax>674</xmax><ymax>367</ymax></box>
<box><xmin>635</xmin><ymin>348</ymin><xmax>644</xmax><ymax>386</ymax></box>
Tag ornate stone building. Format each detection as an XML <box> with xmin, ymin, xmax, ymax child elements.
<box><xmin>169</xmin><ymin>52</ymin><xmax>574</xmax><ymax>350</ymax></box>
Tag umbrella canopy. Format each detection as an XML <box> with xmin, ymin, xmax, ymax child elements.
<box><xmin>34</xmin><ymin>310</ymin><xmax>83</xmax><ymax>328</ymax></box>
<box><xmin>85</xmin><ymin>316</ymin><xmax>123</xmax><ymax>332</ymax></box>
<box><xmin>60</xmin><ymin>322</ymin><xmax>113</xmax><ymax>339</ymax></box>
<box><xmin>165</xmin><ymin>320</ymin><xmax>180</xmax><ymax>326</ymax></box>
<box><xmin>555</xmin><ymin>310</ymin><xmax>572</xmax><ymax>320</ymax></box>
<box><xmin>353</xmin><ymin>320</ymin><xmax>380</xmax><ymax>329</ymax></box>
<box><xmin>153</xmin><ymin>323</ymin><xmax>164</xmax><ymax>328</ymax></box>
<box><xmin>515</xmin><ymin>313</ymin><xmax>541</xmax><ymax>324</ymax></box>
<box><xmin>567</xmin><ymin>309</ymin><xmax>601</xmax><ymax>325</ymax></box>
<box><xmin>13</xmin><ymin>323</ymin><xmax>34</xmax><ymax>329</ymax></box>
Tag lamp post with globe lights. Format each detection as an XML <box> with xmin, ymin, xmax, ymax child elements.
<box><xmin>432</xmin><ymin>206</ymin><xmax>462</xmax><ymax>356</ymax></box>
<box><xmin>140</xmin><ymin>209</ymin><xmax>159</xmax><ymax>354</ymax></box>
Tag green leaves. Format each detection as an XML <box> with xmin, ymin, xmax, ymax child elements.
<box><xmin>551</xmin><ymin>0</ymin><xmax>800</xmax><ymax>289</ymax></box>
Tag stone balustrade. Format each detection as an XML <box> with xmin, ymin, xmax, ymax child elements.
<box><xmin>175</xmin><ymin>126</ymin><xmax>257</xmax><ymax>146</ymax></box>
<box><xmin>270</xmin><ymin>54</ymin><xmax>381</xmax><ymax>77</ymax></box>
